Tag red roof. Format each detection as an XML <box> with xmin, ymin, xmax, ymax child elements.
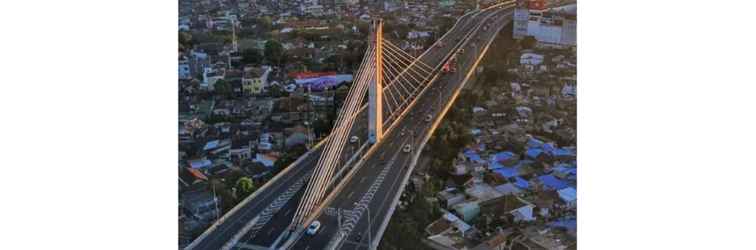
<box><xmin>187</xmin><ymin>168</ymin><xmax>208</xmax><ymax>181</ymax></box>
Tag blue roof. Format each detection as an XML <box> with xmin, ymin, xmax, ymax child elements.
<box><xmin>492</xmin><ymin>151</ymin><xmax>516</xmax><ymax>162</ymax></box>
<box><xmin>538</xmin><ymin>175</ymin><xmax>569</xmax><ymax>190</ymax></box>
<box><xmin>526</xmin><ymin>147</ymin><xmax>544</xmax><ymax>159</ymax></box>
<box><xmin>489</xmin><ymin>161</ymin><xmax>503</xmax><ymax>170</ymax></box>
<box><xmin>542</xmin><ymin>143</ymin><xmax>557</xmax><ymax>155</ymax></box>
<box><xmin>527</xmin><ymin>138</ymin><xmax>544</xmax><ymax>148</ymax></box>
<box><xmin>514</xmin><ymin>177</ymin><xmax>530</xmax><ymax>189</ymax></box>
<box><xmin>548</xmin><ymin>219</ymin><xmax>576</xmax><ymax>231</ymax></box>
<box><xmin>553</xmin><ymin>164</ymin><xmax>577</xmax><ymax>176</ymax></box>
<box><xmin>464</xmin><ymin>148</ymin><xmax>487</xmax><ymax>164</ymax></box>
<box><xmin>553</xmin><ymin>148</ymin><xmax>576</xmax><ymax>157</ymax></box>
<box><xmin>494</xmin><ymin>167</ymin><xmax>519</xmax><ymax>178</ymax></box>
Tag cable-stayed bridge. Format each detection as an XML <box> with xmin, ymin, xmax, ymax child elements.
<box><xmin>186</xmin><ymin>2</ymin><xmax>517</xmax><ymax>249</ymax></box>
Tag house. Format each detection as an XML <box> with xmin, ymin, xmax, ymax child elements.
<box><xmin>243</xmin><ymin>161</ymin><xmax>271</xmax><ymax>181</ymax></box>
<box><xmin>188</xmin><ymin>159</ymin><xmax>212</xmax><ymax>170</ymax></box>
<box><xmin>229</xmin><ymin>139</ymin><xmax>252</xmax><ymax>160</ymax></box>
<box><xmin>203</xmin><ymin>139</ymin><xmax>231</xmax><ymax>157</ymax></box>
<box><xmin>407</xmin><ymin>31</ymin><xmax>432</xmax><ymax>39</ymax></box>
<box><xmin>536</xmin><ymin>174</ymin><xmax>569</xmax><ymax>190</ymax></box>
<box><xmin>285</xmin><ymin>132</ymin><xmax>309</xmax><ymax>148</ymax></box>
<box><xmin>242</xmin><ymin>66</ymin><xmax>271</xmax><ymax>95</ymax></box>
<box><xmin>202</xmin><ymin>66</ymin><xmax>225</xmax><ymax>90</ymax></box>
<box><xmin>471</xmin><ymin>229</ymin><xmax>514</xmax><ymax>250</ymax></box>
<box><xmin>494</xmin><ymin>183</ymin><xmax>522</xmax><ymax>196</ymax></box>
<box><xmin>511</xmin><ymin>204</ymin><xmax>536</xmax><ymax>222</ymax></box>
<box><xmin>439</xmin><ymin>0</ymin><xmax>456</xmax><ymax>8</ymax></box>
<box><xmin>444</xmin><ymin>212</ymin><xmax>474</xmax><ymax>236</ymax></box>
<box><xmin>254</xmin><ymin>153</ymin><xmax>278</xmax><ymax>168</ymax></box>
<box><xmin>452</xmin><ymin>201</ymin><xmax>480</xmax><ymax>223</ymax></box>
<box><xmin>557</xmin><ymin>187</ymin><xmax>577</xmax><ymax>208</ymax></box>
<box><xmin>179</xmin><ymin>58</ymin><xmax>192</xmax><ymax>79</ymax></box>
<box><xmin>182</xmin><ymin>189</ymin><xmax>219</xmax><ymax>223</ymax></box>
<box><xmin>465</xmin><ymin>183</ymin><xmax>503</xmax><ymax>202</ymax></box>
<box><xmin>479</xmin><ymin>195</ymin><xmax>526</xmax><ymax>218</ymax></box>
<box><xmin>520</xmin><ymin>52</ymin><xmax>544</xmax><ymax>65</ymax></box>
<box><xmin>426</xmin><ymin>216</ymin><xmax>454</xmax><ymax>236</ymax></box>
<box><xmin>179</xmin><ymin>167</ymin><xmax>208</xmax><ymax>187</ymax></box>
<box><xmin>437</xmin><ymin>188</ymin><xmax>466</xmax><ymax>209</ymax></box>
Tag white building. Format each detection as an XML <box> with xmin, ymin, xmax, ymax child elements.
<box><xmin>513</xmin><ymin>5</ymin><xmax>577</xmax><ymax>46</ymax></box>
<box><xmin>520</xmin><ymin>52</ymin><xmax>544</xmax><ymax>65</ymax></box>
<box><xmin>201</xmin><ymin>67</ymin><xmax>225</xmax><ymax>90</ymax></box>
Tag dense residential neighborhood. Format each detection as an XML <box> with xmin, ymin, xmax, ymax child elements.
<box><xmin>381</xmin><ymin>3</ymin><xmax>577</xmax><ymax>249</ymax></box>
<box><xmin>178</xmin><ymin>0</ymin><xmax>576</xmax><ymax>248</ymax></box>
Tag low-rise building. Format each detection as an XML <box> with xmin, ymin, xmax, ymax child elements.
<box><xmin>242</xmin><ymin>66</ymin><xmax>271</xmax><ymax>95</ymax></box>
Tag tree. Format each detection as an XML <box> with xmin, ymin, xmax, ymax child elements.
<box><xmin>235</xmin><ymin>177</ymin><xmax>256</xmax><ymax>199</ymax></box>
<box><xmin>264</xmin><ymin>40</ymin><xmax>285</xmax><ymax>65</ymax></box>
<box><xmin>179</xmin><ymin>32</ymin><xmax>193</xmax><ymax>51</ymax></box>
<box><xmin>312</xmin><ymin>117</ymin><xmax>332</xmax><ymax>138</ymax></box>
<box><xmin>241</xmin><ymin>48</ymin><xmax>262</xmax><ymax>65</ymax></box>
<box><xmin>521</xmin><ymin>35</ymin><xmax>537</xmax><ymax>50</ymax></box>
<box><xmin>267</xmin><ymin>84</ymin><xmax>287</xmax><ymax>98</ymax></box>
<box><xmin>214</xmin><ymin>79</ymin><xmax>233</xmax><ymax>98</ymax></box>
<box><xmin>259</xmin><ymin>16</ymin><xmax>273</xmax><ymax>30</ymax></box>
<box><xmin>273</xmin><ymin>144</ymin><xmax>307</xmax><ymax>175</ymax></box>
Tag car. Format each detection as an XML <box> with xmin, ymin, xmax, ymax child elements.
<box><xmin>350</xmin><ymin>136</ymin><xmax>359</xmax><ymax>143</ymax></box>
<box><xmin>403</xmin><ymin>144</ymin><xmax>412</xmax><ymax>153</ymax></box>
<box><xmin>425</xmin><ymin>114</ymin><xmax>433</xmax><ymax>122</ymax></box>
<box><xmin>306</xmin><ymin>221</ymin><xmax>321</xmax><ymax>235</ymax></box>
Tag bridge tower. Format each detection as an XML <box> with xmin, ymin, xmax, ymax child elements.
<box><xmin>368</xmin><ymin>19</ymin><xmax>384</xmax><ymax>144</ymax></box>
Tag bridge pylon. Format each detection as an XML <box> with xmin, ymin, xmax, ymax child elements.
<box><xmin>368</xmin><ymin>19</ymin><xmax>384</xmax><ymax>144</ymax></box>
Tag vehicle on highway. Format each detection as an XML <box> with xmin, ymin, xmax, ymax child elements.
<box><xmin>306</xmin><ymin>221</ymin><xmax>321</xmax><ymax>235</ymax></box>
<box><xmin>425</xmin><ymin>114</ymin><xmax>433</xmax><ymax>122</ymax></box>
<box><xmin>442</xmin><ymin>55</ymin><xmax>457</xmax><ymax>73</ymax></box>
<box><xmin>436</xmin><ymin>41</ymin><xmax>445</xmax><ymax>48</ymax></box>
<box><xmin>403</xmin><ymin>144</ymin><xmax>412</xmax><ymax>153</ymax></box>
<box><xmin>350</xmin><ymin>136</ymin><xmax>359</xmax><ymax>143</ymax></box>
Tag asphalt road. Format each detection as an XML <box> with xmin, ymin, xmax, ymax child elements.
<box><xmin>290</xmin><ymin>5</ymin><xmax>515</xmax><ymax>250</ymax></box>
<box><xmin>189</xmin><ymin>98</ymin><xmax>370</xmax><ymax>250</ymax></box>
<box><xmin>189</xmin><ymin>5</ymin><xmax>512</xmax><ymax>249</ymax></box>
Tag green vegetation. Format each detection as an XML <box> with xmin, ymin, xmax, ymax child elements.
<box><xmin>264</xmin><ymin>40</ymin><xmax>285</xmax><ymax>66</ymax></box>
<box><xmin>234</xmin><ymin>177</ymin><xmax>257</xmax><ymax>199</ymax></box>
<box><xmin>521</xmin><ymin>35</ymin><xmax>537</xmax><ymax>50</ymax></box>
<box><xmin>241</xmin><ymin>48</ymin><xmax>263</xmax><ymax>65</ymax></box>
<box><xmin>213</xmin><ymin>79</ymin><xmax>233</xmax><ymax>98</ymax></box>
<box><xmin>179</xmin><ymin>32</ymin><xmax>193</xmax><ymax>51</ymax></box>
<box><xmin>273</xmin><ymin>144</ymin><xmax>308</xmax><ymax>175</ymax></box>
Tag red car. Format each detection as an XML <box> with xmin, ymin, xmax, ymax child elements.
<box><xmin>442</xmin><ymin>55</ymin><xmax>457</xmax><ymax>73</ymax></box>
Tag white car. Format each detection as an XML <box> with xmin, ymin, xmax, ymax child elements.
<box><xmin>307</xmin><ymin>221</ymin><xmax>321</xmax><ymax>235</ymax></box>
<box><xmin>425</xmin><ymin>114</ymin><xmax>433</xmax><ymax>122</ymax></box>
<box><xmin>403</xmin><ymin>144</ymin><xmax>412</xmax><ymax>153</ymax></box>
<box><xmin>350</xmin><ymin>136</ymin><xmax>359</xmax><ymax>143</ymax></box>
